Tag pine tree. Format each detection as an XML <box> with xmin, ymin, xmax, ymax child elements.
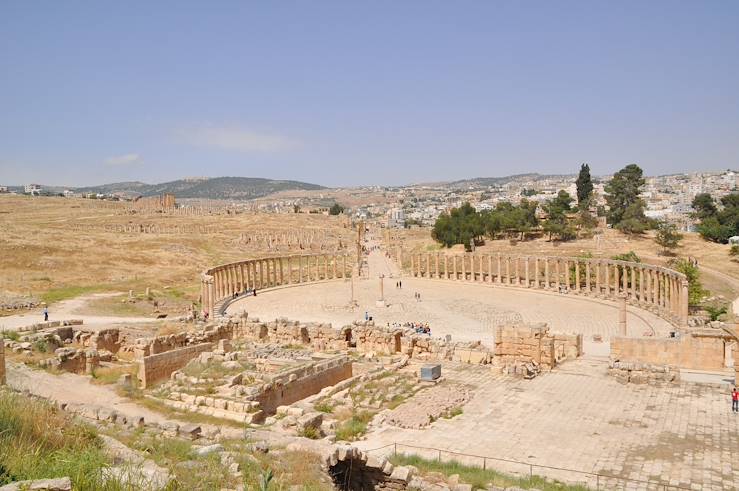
<box><xmin>575</xmin><ymin>163</ymin><xmax>593</xmax><ymax>206</ymax></box>
<box><xmin>604</xmin><ymin>164</ymin><xmax>648</xmax><ymax>230</ymax></box>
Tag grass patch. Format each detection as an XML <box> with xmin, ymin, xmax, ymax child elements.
<box><xmin>0</xmin><ymin>389</ymin><xmax>124</xmax><ymax>490</ymax></box>
<box><xmin>297</xmin><ymin>426</ymin><xmax>321</xmax><ymax>440</ymax></box>
<box><xmin>443</xmin><ymin>406</ymin><xmax>463</xmax><ymax>419</ymax></box>
<box><xmin>391</xmin><ymin>453</ymin><xmax>592</xmax><ymax>491</ymax></box>
<box><xmin>40</xmin><ymin>285</ymin><xmax>105</xmax><ymax>304</ymax></box>
<box><xmin>1</xmin><ymin>330</ymin><xmax>20</xmax><ymax>341</ymax></box>
<box><xmin>91</xmin><ymin>364</ymin><xmax>138</xmax><ymax>385</ymax></box>
<box><xmin>314</xmin><ymin>399</ymin><xmax>335</xmax><ymax>414</ymax></box>
<box><xmin>335</xmin><ymin>410</ymin><xmax>375</xmax><ymax>441</ymax></box>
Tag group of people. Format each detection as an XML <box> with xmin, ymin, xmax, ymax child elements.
<box><xmin>231</xmin><ymin>288</ymin><xmax>257</xmax><ymax>299</ymax></box>
<box><xmin>395</xmin><ymin>280</ymin><xmax>403</xmax><ymax>288</ymax></box>
<box><xmin>387</xmin><ymin>321</ymin><xmax>431</xmax><ymax>335</ymax></box>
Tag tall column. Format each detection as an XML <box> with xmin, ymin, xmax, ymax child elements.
<box><xmin>544</xmin><ymin>258</ymin><xmax>550</xmax><ymax>289</ymax></box>
<box><xmin>505</xmin><ymin>257</ymin><xmax>511</xmax><ymax>284</ymax></box>
<box><xmin>680</xmin><ymin>278</ymin><xmax>689</xmax><ymax>327</ymax></box>
<box><xmin>622</xmin><ymin>265</ymin><xmax>628</xmax><ymax>294</ymax></box>
<box><xmin>574</xmin><ymin>260</ymin><xmax>580</xmax><ymax>291</ymax></box>
<box><xmin>614</xmin><ymin>265</ymin><xmax>620</xmax><ymax>296</ymax></box>
<box><xmin>444</xmin><ymin>255</ymin><xmax>450</xmax><ymax>279</ymax></box>
<box><xmin>453</xmin><ymin>255</ymin><xmax>458</xmax><ymax>280</ymax></box>
<box><xmin>239</xmin><ymin>263</ymin><xmax>245</xmax><ymax>291</ymax></box>
<box><xmin>639</xmin><ymin>267</ymin><xmax>645</xmax><ymax>303</ymax></box>
<box><xmin>595</xmin><ymin>261</ymin><xmax>601</xmax><ymax>295</ymax></box>
<box><xmin>461</xmin><ymin>254</ymin><xmax>467</xmax><ymax>281</ymax></box>
<box><xmin>514</xmin><ymin>257</ymin><xmax>520</xmax><ymax>285</ymax></box>
<box><xmin>630</xmin><ymin>267</ymin><xmax>636</xmax><ymax>300</ymax></box>
<box><xmin>286</xmin><ymin>257</ymin><xmax>292</xmax><ymax>284</ymax></box>
<box><xmin>426</xmin><ymin>253</ymin><xmax>431</xmax><ymax>279</ymax></box>
<box><xmin>342</xmin><ymin>255</ymin><xmax>347</xmax><ymax>278</ymax></box>
<box><xmin>333</xmin><ymin>255</ymin><xmax>338</xmax><ymax>278</ymax></box>
<box><xmin>524</xmin><ymin>257</ymin><xmax>530</xmax><ymax>287</ymax></box>
<box><xmin>478</xmin><ymin>254</ymin><xmax>484</xmax><ymax>282</ymax></box>
<box><xmin>555</xmin><ymin>259</ymin><xmax>561</xmax><ymax>290</ymax></box>
<box><xmin>410</xmin><ymin>255</ymin><xmax>415</xmax><ymax>277</ymax></box>
<box><xmin>655</xmin><ymin>272</ymin><xmax>661</xmax><ymax>310</ymax></box>
<box><xmin>207</xmin><ymin>279</ymin><xmax>215</xmax><ymax>317</ymax></box>
<box><xmin>585</xmin><ymin>261</ymin><xmax>591</xmax><ymax>292</ymax></box>
<box><xmin>279</xmin><ymin>257</ymin><xmax>285</xmax><ymax>284</ymax></box>
<box><xmin>488</xmin><ymin>255</ymin><xmax>494</xmax><ymax>283</ymax></box>
<box><xmin>619</xmin><ymin>294</ymin><xmax>627</xmax><ymax>335</ymax></box>
<box><xmin>435</xmin><ymin>253</ymin><xmax>440</xmax><ymax>279</ymax></box>
<box><xmin>497</xmin><ymin>254</ymin><xmax>502</xmax><ymax>284</ymax></box>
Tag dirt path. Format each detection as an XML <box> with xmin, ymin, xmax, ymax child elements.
<box><xmin>0</xmin><ymin>293</ymin><xmax>157</xmax><ymax>332</ymax></box>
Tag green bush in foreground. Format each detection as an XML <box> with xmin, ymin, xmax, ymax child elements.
<box><xmin>391</xmin><ymin>453</ymin><xmax>592</xmax><ymax>491</ymax></box>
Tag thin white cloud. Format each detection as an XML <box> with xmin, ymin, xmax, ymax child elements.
<box><xmin>104</xmin><ymin>153</ymin><xmax>142</xmax><ymax>166</ymax></box>
<box><xmin>176</xmin><ymin>125</ymin><xmax>297</xmax><ymax>153</ymax></box>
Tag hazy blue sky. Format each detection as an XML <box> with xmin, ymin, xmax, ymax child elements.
<box><xmin>1</xmin><ymin>1</ymin><xmax>737</xmax><ymax>187</ymax></box>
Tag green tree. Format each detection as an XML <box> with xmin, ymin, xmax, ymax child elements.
<box><xmin>669</xmin><ymin>258</ymin><xmax>708</xmax><ymax>306</ymax></box>
<box><xmin>543</xmin><ymin>190</ymin><xmax>575</xmax><ymax>240</ymax></box>
<box><xmin>329</xmin><ymin>203</ymin><xmax>345</xmax><ymax>215</ymax></box>
<box><xmin>575</xmin><ymin>163</ymin><xmax>594</xmax><ymax>207</ymax></box>
<box><xmin>654</xmin><ymin>221</ymin><xmax>683</xmax><ymax>255</ymax></box>
<box><xmin>691</xmin><ymin>193</ymin><xmax>717</xmax><ymax>220</ymax></box>
<box><xmin>604</xmin><ymin>164</ymin><xmax>649</xmax><ymax>231</ymax></box>
<box><xmin>431</xmin><ymin>202</ymin><xmax>485</xmax><ymax>251</ymax></box>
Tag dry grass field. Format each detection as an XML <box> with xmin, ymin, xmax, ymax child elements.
<box><xmin>0</xmin><ymin>195</ymin><xmax>353</xmax><ymax>311</ymax></box>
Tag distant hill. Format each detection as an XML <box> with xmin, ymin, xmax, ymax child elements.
<box><xmin>74</xmin><ymin>177</ymin><xmax>325</xmax><ymax>200</ymax></box>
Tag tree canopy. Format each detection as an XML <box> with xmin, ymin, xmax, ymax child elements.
<box><xmin>604</xmin><ymin>164</ymin><xmax>650</xmax><ymax>233</ymax></box>
<box><xmin>692</xmin><ymin>193</ymin><xmax>739</xmax><ymax>243</ymax></box>
<box><xmin>575</xmin><ymin>163</ymin><xmax>593</xmax><ymax>206</ymax></box>
<box><xmin>329</xmin><ymin>203</ymin><xmax>345</xmax><ymax>215</ymax></box>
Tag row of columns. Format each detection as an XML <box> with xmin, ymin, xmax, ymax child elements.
<box><xmin>201</xmin><ymin>254</ymin><xmax>351</xmax><ymax>317</ymax></box>
<box><xmin>407</xmin><ymin>253</ymin><xmax>689</xmax><ymax>327</ymax></box>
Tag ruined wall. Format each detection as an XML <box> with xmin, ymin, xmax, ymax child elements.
<box><xmin>255</xmin><ymin>356</ymin><xmax>353</xmax><ymax>414</ymax></box>
<box><xmin>133</xmin><ymin>324</ymin><xmax>233</xmax><ymax>358</ymax></box>
<box><xmin>138</xmin><ymin>342</ymin><xmax>213</xmax><ymax>388</ymax></box>
<box><xmin>611</xmin><ymin>331</ymin><xmax>726</xmax><ymax>371</ymax></box>
<box><xmin>608</xmin><ymin>360</ymin><xmax>680</xmax><ymax>385</ymax></box>
<box><xmin>494</xmin><ymin>324</ymin><xmax>582</xmax><ymax>369</ymax></box>
<box><xmin>0</xmin><ymin>340</ymin><xmax>5</xmax><ymax>385</ymax></box>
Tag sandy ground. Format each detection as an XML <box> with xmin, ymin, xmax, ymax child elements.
<box><xmin>228</xmin><ymin>246</ymin><xmax>674</xmax><ymax>356</ymax></box>
<box><xmin>0</xmin><ymin>293</ymin><xmax>155</xmax><ymax>331</ymax></box>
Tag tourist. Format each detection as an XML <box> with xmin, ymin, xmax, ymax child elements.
<box><xmin>732</xmin><ymin>387</ymin><xmax>739</xmax><ymax>413</ymax></box>
<box><xmin>399</xmin><ymin>280</ymin><xmax>402</xmax><ymax>289</ymax></box>
<box><xmin>365</xmin><ymin>311</ymin><xmax>369</xmax><ymax>321</ymax></box>
<box><xmin>253</xmin><ymin>289</ymin><xmax>257</xmax><ymax>297</ymax></box>
<box><xmin>43</xmin><ymin>306</ymin><xmax>49</xmax><ymax>321</ymax></box>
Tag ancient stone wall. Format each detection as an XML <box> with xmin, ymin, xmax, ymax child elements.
<box><xmin>138</xmin><ymin>342</ymin><xmax>213</xmax><ymax>388</ymax></box>
<box><xmin>494</xmin><ymin>324</ymin><xmax>583</xmax><ymax>370</ymax></box>
<box><xmin>255</xmin><ymin>356</ymin><xmax>353</xmax><ymax>414</ymax></box>
<box><xmin>610</xmin><ymin>331</ymin><xmax>728</xmax><ymax>371</ymax></box>
<box><xmin>608</xmin><ymin>360</ymin><xmax>680</xmax><ymax>385</ymax></box>
<box><xmin>132</xmin><ymin>324</ymin><xmax>232</xmax><ymax>358</ymax></box>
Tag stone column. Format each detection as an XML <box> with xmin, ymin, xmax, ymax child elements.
<box><xmin>379</xmin><ymin>276</ymin><xmax>384</xmax><ymax>301</ymax></box>
<box><xmin>630</xmin><ymin>266</ymin><xmax>636</xmax><ymax>300</ymax></box>
<box><xmin>619</xmin><ymin>294</ymin><xmax>627</xmax><ymax>336</ymax></box>
<box><xmin>435</xmin><ymin>253</ymin><xmax>440</xmax><ymax>279</ymax></box>
<box><xmin>595</xmin><ymin>261</ymin><xmax>601</xmax><ymax>295</ymax></box>
<box><xmin>239</xmin><ymin>263</ymin><xmax>245</xmax><ymax>291</ymax></box>
<box><xmin>514</xmin><ymin>257</ymin><xmax>520</xmax><ymax>285</ymax></box>
<box><xmin>426</xmin><ymin>254</ymin><xmax>431</xmax><ymax>279</ymax></box>
<box><xmin>260</xmin><ymin>260</ymin><xmax>265</xmax><ymax>288</ymax></box>
<box><xmin>524</xmin><ymin>257</ymin><xmax>530</xmax><ymax>287</ymax></box>
<box><xmin>417</xmin><ymin>254</ymin><xmax>422</xmax><ymax>277</ymax></box>
<box><xmin>488</xmin><ymin>255</ymin><xmax>494</xmax><ymax>283</ymax></box>
<box><xmin>410</xmin><ymin>255</ymin><xmax>415</xmax><ymax>277</ymax></box>
<box><xmin>614</xmin><ymin>265</ymin><xmax>620</xmax><ymax>296</ymax></box>
<box><xmin>622</xmin><ymin>265</ymin><xmax>628</xmax><ymax>294</ymax></box>
<box><xmin>544</xmin><ymin>258</ymin><xmax>550</xmax><ymax>289</ymax></box>
<box><xmin>207</xmin><ymin>278</ymin><xmax>215</xmax><ymax>317</ymax></box>
<box><xmin>639</xmin><ymin>267</ymin><xmax>645</xmax><ymax>303</ymax></box>
<box><xmin>497</xmin><ymin>254</ymin><xmax>502</xmax><ymax>284</ymax></box>
<box><xmin>585</xmin><ymin>261</ymin><xmax>591</xmax><ymax>292</ymax></box>
<box><xmin>461</xmin><ymin>254</ymin><xmax>467</xmax><ymax>281</ymax></box>
<box><xmin>680</xmin><ymin>278</ymin><xmax>689</xmax><ymax>327</ymax></box>
<box><xmin>555</xmin><ymin>259</ymin><xmax>560</xmax><ymax>290</ymax></box>
<box><xmin>444</xmin><ymin>255</ymin><xmax>450</xmax><ymax>279</ymax></box>
<box><xmin>574</xmin><ymin>261</ymin><xmax>580</xmax><ymax>291</ymax></box>
<box><xmin>453</xmin><ymin>255</ymin><xmax>458</xmax><ymax>280</ymax></box>
<box><xmin>655</xmin><ymin>271</ymin><xmax>661</xmax><ymax>310</ymax></box>
<box><xmin>503</xmin><ymin>256</ymin><xmax>509</xmax><ymax>284</ymax></box>
<box><xmin>342</xmin><ymin>255</ymin><xmax>347</xmax><ymax>278</ymax></box>
<box><xmin>279</xmin><ymin>257</ymin><xmax>285</xmax><ymax>284</ymax></box>
<box><xmin>534</xmin><ymin>258</ymin><xmax>540</xmax><ymax>288</ymax></box>
<box><xmin>286</xmin><ymin>257</ymin><xmax>292</xmax><ymax>284</ymax></box>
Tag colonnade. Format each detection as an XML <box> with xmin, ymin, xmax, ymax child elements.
<box><xmin>406</xmin><ymin>252</ymin><xmax>689</xmax><ymax>327</ymax></box>
<box><xmin>201</xmin><ymin>253</ymin><xmax>351</xmax><ymax>316</ymax></box>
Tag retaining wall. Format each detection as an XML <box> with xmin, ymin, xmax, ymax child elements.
<box><xmin>138</xmin><ymin>343</ymin><xmax>213</xmax><ymax>388</ymax></box>
<box><xmin>611</xmin><ymin>331</ymin><xmax>728</xmax><ymax>371</ymax></box>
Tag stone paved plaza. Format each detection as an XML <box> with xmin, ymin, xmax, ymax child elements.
<box><xmin>358</xmin><ymin>358</ymin><xmax>739</xmax><ymax>490</ymax></box>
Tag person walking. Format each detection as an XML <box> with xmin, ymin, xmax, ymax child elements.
<box><xmin>732</xmin><ymin>387</ymin><xmax>739</xmax><ymax>413</ymax></box>
<box><xmin>43</xmin><ymin>306</ymin><xmax>49</xmax><ymax>321</ymax></box>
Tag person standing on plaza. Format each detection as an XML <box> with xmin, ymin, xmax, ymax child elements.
<box><xmin>732</xmin><ymin>387</ymin><xmax>738</xmax><ymax>413</ymax></box>
<box><xmin>43</xmin><ymin>305</ymin><xmax>49</xmax><ymax>321</ymax></box>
